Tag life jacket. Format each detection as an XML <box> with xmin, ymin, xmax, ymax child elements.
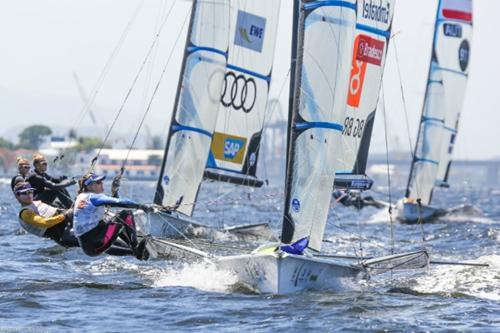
<box><xmin>73</xmin><ymin>192</ymin><xmax>105</xmax><ymax>237</ymax></box>
<box><xmin>18</xmin><ymin>201</ymin><xmax>59</xmax><ymax>237</ymax></box>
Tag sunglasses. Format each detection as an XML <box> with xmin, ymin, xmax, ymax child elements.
<box><xmin>16</xmin><ymin>190</ymin><xmax>34</xmax><ymax>196</ymax></box>
<box><xmin>39</xmin><ymin>162</ymin><xmax>48</xmax><ymax>166</ymax></box>
<box><xmin>19</xmin><ymin>165</ymin><xmax>30</xmax><ymax>169</ymax></box>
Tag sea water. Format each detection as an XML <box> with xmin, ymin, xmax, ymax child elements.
<box><xmin>0</xmin><ymin>175</ymin><xmax>499</xmax><ymax>332</ymax></box>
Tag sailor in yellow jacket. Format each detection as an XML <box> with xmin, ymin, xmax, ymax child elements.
<box><xmin>13</xmin><ymin>182</ymin><xmax>79</xmax><ymax>248</ymax></box>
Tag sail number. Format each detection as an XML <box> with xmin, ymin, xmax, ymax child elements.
<box><xmin>342</xmin><ymin>117</ymin><xmax>364</xmax><ymax>138</ymax></box>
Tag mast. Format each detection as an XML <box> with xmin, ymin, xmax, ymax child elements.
<box><xmin>281</xmin><ymin>0</ymin><xmax>304</xmax><ymax>244</ymax></box>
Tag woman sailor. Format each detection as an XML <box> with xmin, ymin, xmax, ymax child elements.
<box><xmin>14</xmin><ymin>182</ymin><xmax>79</xmax><ymax>247</ymax></box>
<box><xmin>73</xmin><ymin>173</ymin><xmax>153</xmax><ymax>260</ymax></box>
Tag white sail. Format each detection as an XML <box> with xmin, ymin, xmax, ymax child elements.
<box><xmin>435</xmin><ymin>0</ymin><xmax>472</xmax><ymax>184</ymax></box>
<box><xmin>282</xmin><ymin>0</ymin><xmax>357</xmax><ymax>251</ymax></box>
<box><xmin>337</xmin><ymin>0</ymin><xmax>395</xmax><ymax>185</ymax></box>
<box><xmin>155</xmin><ymin>0</ymin><xmax>230</xmax><ymax>216</ymax></box>
<box><xmin>205</xmin><ymin>0</ymin><xmax>281</xmax><ymax>186</ymax></box>
<box><xmin>406</xmin><ymin>0</ymin><xmax>472</xmax><ymax>205</ymax></box>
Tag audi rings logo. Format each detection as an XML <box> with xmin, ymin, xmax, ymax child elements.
<box><xmin>221</xmin><ymin>71</ymin><xmax>257</xmax><ymax>113</ymax></box>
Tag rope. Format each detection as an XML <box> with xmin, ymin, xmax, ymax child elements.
<box><xmin>54</xmin><ymin>0</ymin><xmax>146</xmax><ymax>165</ymax></box>
<box><xmin>112</xmin><ymin>5</ymin><xmax>191</xmax><ymax>192</ymax></box>
<box><xmin>89</xmin><ymin>0</ymin><xmax>179</xmax><ymax>172</ymax></box>
<box><xmin>381</xmin><ymin>85</ymin><xmax>395</xmax><ymax>255</ymax></box>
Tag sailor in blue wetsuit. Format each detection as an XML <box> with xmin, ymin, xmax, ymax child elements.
<box><xmin>73</xmin><ymin>173</ymin><xmax>152</xmax><ymax>260</ymax></box>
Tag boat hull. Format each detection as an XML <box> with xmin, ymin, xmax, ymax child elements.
<box><xmin>216</xmin><ymin>252</ymin><xmax>365</xmax><ymax>294</ymax></box>
<box><xmin>396</xmin><ymin>200</ymin><xmax>445</xmax><ymax>223</ymax></box>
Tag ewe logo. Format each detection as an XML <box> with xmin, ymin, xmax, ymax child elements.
<box><xmin>234</xmin><ymin>11</ymin><xmax>266</xmax><ymax>53</ymax></box>
<box><xmin>224</xmin><ymin>138</ymin><xmax>245</xmax><ymax>160</ymax></box>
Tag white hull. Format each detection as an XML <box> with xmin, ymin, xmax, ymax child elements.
<box><xmin>135</xmin><ymin>210</ymin><xmax>276</xmax><ymax>241</ymax></box>
<box><xmin>396</xmin><ymin>200</ymin><xmax>445</xmax><ymax>223</ymax></box>
<box><xmin>216</xmin><ymin>251</ymin><xmax>365</xmax><ymax>294</ymax></box>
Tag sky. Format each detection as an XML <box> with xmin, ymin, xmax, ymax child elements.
<box><xmin>0</xmin><ymin>0</ymin><xmax>498</xmax><ymax>160</ymax></box>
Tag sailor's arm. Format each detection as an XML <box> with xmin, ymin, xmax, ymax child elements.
<box><xmin>20</xmin><ymin>209</ymin><xmax>65</xmax><ymax>228</ymax></box>
<box><xmin>89</xmin><ymin>193</ymin><xmax>143</xmax><ymax>209</ymax></box>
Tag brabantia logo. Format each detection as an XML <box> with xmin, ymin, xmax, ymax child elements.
<box><xmin>362</xmin><ymin>0</ymin><xmax>390</xmax><ymax>24</ymax></box>
<box><xmin>347</xmin><ymin>35</ymin><xmax>385</xmax><ymax>107</ymax></box>
<box><xmin>357</xmin><ymin>35</ymin><xmax>385</xmax><ymax>66</ymax></box>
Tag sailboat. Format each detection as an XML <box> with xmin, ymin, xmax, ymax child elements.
<box><xmin>140</xmin><ymin>0</ymin><xmax>281</xmax><ymax>240</ymax></box>
<box><xmin>397</xmin><ymin>0</ymin><xmax>472</xmax><ymax>223</ymax></box>
<box><xmin>214</xmin><ymin>0</ymin><xmax>430</xmax><ymax>294</ymax></box>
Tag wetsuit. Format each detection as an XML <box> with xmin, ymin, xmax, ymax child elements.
<box><xmin>27</xmin><ymin>171</ymin><xmax>76</xmax><ymax>209</ymax></box>
<box><xmin>73</xmin><ymin>193</ymin><xmax>148</xmax><ymax>259</ymax></box>
<box><xmin>11</xmin><ymin>173</ymin><xmax>28</xmax><ymax>191</ymax></box>
<box><xmin>18</xmin><ymin>201</ymin><xmax>79</xmax><ymax>248</ymax></box>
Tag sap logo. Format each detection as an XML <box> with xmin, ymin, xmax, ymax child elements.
<box><xmin>224</xmin><ymin>138</ymin><xmax>244</xmax><ymax>159</ymax></box>
<box><xmin>443</xmin><ymin>23</ymin><xmax>462</xmax><ymax>38</ymax></box>
<box><xmin>163</xmin><ymin>175</ymin><xmax>170</xmax><ymax>185</ymax></box>
<box><xmin>362</xmin><ymin>0</ymin><xmax>390</xmax><ymax>24</ymax></box>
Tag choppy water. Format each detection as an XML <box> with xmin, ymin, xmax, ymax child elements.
<box><xmin>1</xmin><ymin>176</ymin><xmax>499</xmax><ymax>332</ymax></box>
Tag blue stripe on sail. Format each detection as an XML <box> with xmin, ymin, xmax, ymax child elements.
<box><xmin>304</xmin><ymin>1</ymin><xmax>356</xmax><ymax>11</ymax></box>
<box><xmin>415</xmin><ymin>158</ymin><xmax>439</xmax><ymax>165</ymax></box>
<box><xmin>422</xmin><ymin>116</ymin><xmax>444</xmax><ymax>124</ymax></box>
<box><xmin>295</xmin><ymin>122</ymin><xmax>343</xmax><ymax>132</ymax></box>
<box><xmin>428</xmin><ymin>79</ymin><xmax>443</xmax><ymax>85</ymax></box>
<box><xmin>206</xmin><ymin>151</ymin><xmax>217</xmax><ymax>168</ymax></box>
<box><xmin>187</xmin><ymin>46</ymin><xmax>228</xmax><ymax>59</ymax></box>
<box><xmin>356</xmin><ymin>23</ymin><xmax>391</xmax><ymax>38</ymax></box>
<box><xmin>434</xmin><ymin>66</ymin><xmax>468</xmax><ymax>77</ymax></box>
<box><xmin>443</xmin><ymin>126</ymin><xmax>457</xmax><ymax>133</ymax></box>
<box><xmin>226</xmin><ymin>64</ymin><xmax>271</xmax><ymax>82</ymax></box>
<box><xmin>171</xmin><ymin>124</ymin><xmax>212</xmax><ymax>138</ymax></box>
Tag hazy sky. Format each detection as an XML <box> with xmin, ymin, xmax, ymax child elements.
<box><xmin>0</xmin><ymin>0</ymin><xmax>498</xmax><ymax>159</ymax></box>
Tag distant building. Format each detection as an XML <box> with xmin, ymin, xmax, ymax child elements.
<box><xmin>95</xmin><ymin>149</ymin><xmax>163</xmax><ymax>180</ymax></box>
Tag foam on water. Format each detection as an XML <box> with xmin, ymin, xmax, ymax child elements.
<box><xmin>401</xmin><ymin>254</ymin><xmax>500</xmax><ymax>301</ymax></box>
<box><xmin>151</xmin><ymin>262</ymin><xmax>238</xmax><ymax>292</ymax></box>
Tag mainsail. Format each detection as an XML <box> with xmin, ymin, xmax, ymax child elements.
<box><xmin>281</xmin><ymin>0</ymin><xmax>357</xmax><ymax>251</ymax></box>
<box><xmin>335</xmin><ymin>0</ymin><xmax>395</xmax><ymax>190</ymax></box>
<box><xmin>406</xmin><ymin>0</ymin><xmax>472</xmax><ymax>205</ymax></box>
<box><xmin>154</xmin><ymin>0</ymin><xmax>230</xmax><ymax>216</ymax></box>
<box><xmin>205</xmin><ymin>0</ymin><xmax>281</xmax><ymax>187</ymax></box>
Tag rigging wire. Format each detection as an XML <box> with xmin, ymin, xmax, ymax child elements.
<box><xmin>89</xmin><ymin>0</ymin><xmax>179</xmax><ymax>172</ymax></box>
<box><xmin>117</xmin><ymin>4</ymin><xmax>191</xmax><ymax>183</ymax></box>
<box><xmin>380</xmin><ymin>85</ymin><xmax>395</xmax><ymax>255</ymax></box>
<box><xmin>54</xmin><ymin>0</ymin><xmax>146</xmax><ymax>165</ymax></box>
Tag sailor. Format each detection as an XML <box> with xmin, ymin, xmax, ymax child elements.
<box><xmin>10</xmin><ymin>157</ymin><xmax>31</xmax><ymax>191</ymax></box>
<box><xmin>333</xmin><ymin>189</ymin><xmax>385</xmax><ymax>209</ymax></box>
<box><xmin>13</xmin><ymin>182</ymin><xmax>79</xmax><ymax>248</ymax></box>
<box><xmin>73</xmin><ymin>172</ymin><xmax>153</xmax><ymax>260</ymax></box>
<box><xmin>27</xmin><ymin>153</ymin><xmax>76</xmax><ymax>209</ymax></box>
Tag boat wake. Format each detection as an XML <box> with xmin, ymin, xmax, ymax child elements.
<box><xmin>390</xmin><ymin>254</ymin><xmax>500</xmax><ymax>301</ymax></box>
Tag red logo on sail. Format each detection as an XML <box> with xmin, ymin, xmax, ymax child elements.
<box><xmin>442</xmin><ymin>0</ymin><xmax>472</xmax><ymax>23</ymax></box>
<box><xmin>356</xmin><ymin>35</ymin><xmax>385</xmax><ymax>66</ymax></box>
<box><xmin>347</xmin><ymin>34</ymin><xmax>385</xmax><ymax>107</ymax></box>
